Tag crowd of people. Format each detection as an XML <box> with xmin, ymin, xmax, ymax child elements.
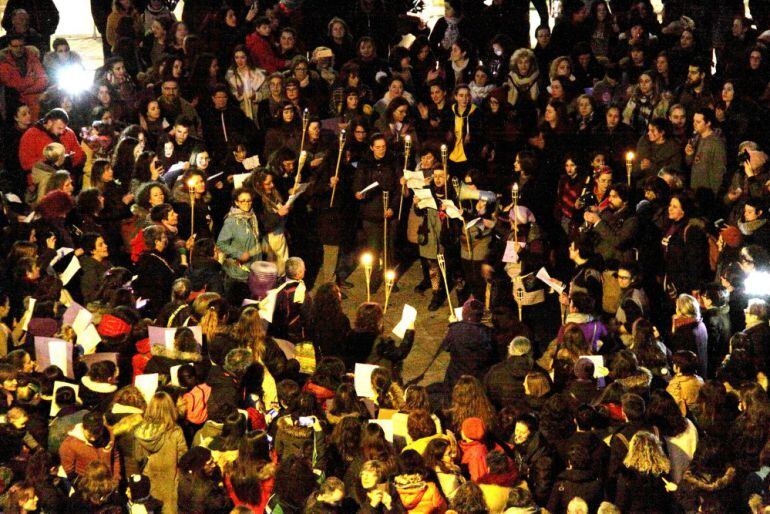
<box><xmin>1</xmin><ymin>0</ymin><xmax>770</xmax><ymax>512</ymax></box>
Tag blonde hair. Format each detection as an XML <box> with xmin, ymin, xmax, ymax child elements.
<box><xmin>549</xmin><ymin>55</ymin><xmax>572</xmax><ymax>81</ymax></box>
<box><xmin>622</xmin><ymin>431</ymin><xmax>670</xmax><ymax>476</ymax></box>
<box><xmin>192</xmin><ymin>292</ymin><xmax>224</xmax><ymax>340</ymax></box>
<box><xmin>43</xmin><ymin>142</ymin><xmax>66</xmax><ymax>164</ymax></box>
<box><xmin>230</xmin><ymin>307</ymin><xmax>268</xmax><ymax>361</ymax></box>
<box><xmin>675</xmin><ymin>294</ymin><xmax>701</xmax><ymax>320</ymax></box>
<box><xmin>142</xmin><ymin>391</ymin><xmax>178</xmax><ymax>431</ymax></box>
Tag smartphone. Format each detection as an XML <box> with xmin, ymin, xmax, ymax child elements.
<box><xmin>298</xmin><ymin>416</ymin><xmax>315</xmax><ymax>427</ymax></box>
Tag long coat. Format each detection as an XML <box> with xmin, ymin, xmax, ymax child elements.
<box><xmin>134</xmin><ymin>423</ymin><xmax>188</xmax><ymax>514</ymax></box>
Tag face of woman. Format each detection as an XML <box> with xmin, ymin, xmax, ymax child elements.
<box><xmin>346</xmin><ymin>93</ymin><xmax>359</xmax><ymax>109</ymax></box>
<box><xmin>578</xmin><ymin>97</ymin><xmax>592</xmax><ymax>117</ymax></box>
<box><xmin>596</xmin><ymin>2</ymin><xmax>607</xmax><ymax>20</ymax></box>
<box><xmin>420</xmin><ymin>153</ymin><xmax>435</xmax><ymax>169</ymax></box>
<box><xmin>347</xmin><ymin>72</ymin><xmax>360</xmax><ymax>87</ymax></box>
<box><xmin>97</xmin><ymin>86</ymin><xmax>110</xmax><ymax>105</ymax></box>
<box><xmin>513</xmin><ymin>422</ymin><xmax>531</xmax><ymax>445</ymax></box>
<box><xmin>544</xmin><ymin>104</ymin><xmax>557</xmax><ymax>122</ymax></box>
<box><xmin>516</xmin><ymin>56</ymin><xmax>530</xmax><ymax>76</ymax></box>
<box><xmin>388</xmin><ymin>80</ymin><xmax>403</xmax><ymax>97</ymax></box>
<box><xmin>489</xmin><ymin>96</ymin><xmax>500</xmax><ymax>113</ymax></box>
<box><xmin>93</xmin><ymin>236</ymin><xmax>109</xmax><ymax>260</ymax></box>
<box><xmin>149</xmin><ymin>186</ymin><xmax>165</xmax><ymax>206</ymax></box>
<box><xmin>172</xmin><ymin>60</ymin><xmax>183</xmax><ymax>78</ymax></box>
<box><xmin>680</xmin><ymin>30</ymin><xmax>694</xmax><ymax>48</ymax></box>
<box><xmin>550</xmin><ymin>80</ymin><xmax>563</xmax><ymax>99</ymax></box>
<box><xmin>14</xmin><ymin>105</ymin><xmax>31</xmax><ymax>128</ymax></box>
<box><xmin>21</xmin><ymin>494</ymin><xmax>38</xmax><ymax>512</ymax></box>
<box><xmin>450</xmin><ymin>44</ymin><xmax>464</xmax><ymax>62</ymax></box>
<box><xmin>750</xmin><ymin>51</ymin><xmax>762</xmax><ymax>70</ymax></box>
<box><xmin>360</xmin><ymin>470</ymin><xmax>378</xmax><ymax>490</ymax></box>
<box><xmin>62</xmin><ymin>178</ymin><xmax>74</xmax><ymax>195</ymax></box>
<box><xmin>235</xmin><ymin>192</ymin><xmax>253</xmax><ymax>212</ymax></box>
<box><xmin>151</xmin><ymin>21</ymin><xmax>164</xmax><ymax>39</ymax></box>
<box><xmin>417</xmin><ymin>45</ymin><xmax>430</xmax><ymax>61</ymax></box>
<box><xmin>225</xmin><ymin>9</ymin><xmax>237</xmax><ymax>26</ymax></box>
<box><xmin>175</xmin><ymin>23</ymin><xmax>188</xmax><ymax>42</ymax></box>
<box><xmin>591</xmin><ymin>154</ymin><xmax>605</xmax><ymax>168</ymax></box>
<box><xmin>331</xmin><ymin>22</ymin><xmax>345</xmax><ymax>39</ymax></box>
<box><xmin>235</xmin><ymin>51</ymin><xmax>248</xmax><ymax>69</ymax></box>
<box><xmin>596</xmin><ymin>173</ymin><xmax>611</xmax><ymax>194</ymax></box>
<box><xmin>474</xmin><ymin>69</ymin><xmax>488</xmax><ymax>85</ymax></box>
<box><xmin>189</xmin><ymin>175</ymin><xmax>206</xmax><ymax>195</ymax></box>
<box><xmin>353</xmin><ymin>125</ymin><xmax>367</xmax><ymax>142</ymax></box>
<box><xmin>639</xmin><ymin>73</ymin><xmax>653</xmax><ymax>94</ymax></box>
<box><xmin>564</xmin><ymin>159</ymin><xmax>577</xmax><ymax>177</ymax></box>
<box><xmin>282</xmin><ymin>106</ymin><xmax>295</xmax><ymax>122</ymax></box>
<box><xmin>101</xmin><ymin>165</ymin><xmax>114</xmax><ymax>183</ymax></box>
<box><xmin>656</xmin><ymin>56</ymin><xmax>668</xmax><ymax>74</ymax></box>
<box><xmin>195</xmin><ymin>152</ymin><xmax>210</xmax><ymax>170</ymax></box>
<box><xmin>262</xmin><ymin>174</ymin><xmax>275</xmax><ymax>193</ymax></box>
<box><xmin>280</xmin><ymin>31</ymin><xmax>295</xmax><ymax>51</ymax></box>
<box><xmin>668</xmin><ymin>197</ymin><xmax>684</xmax><ymax>221</ymax></box>
<box><xmin>209</xmin><ymin>59</ymin><xmax>219</xmax><ymax>77</ymax></box>
<box><xmin>556</xmin><ymin>59</ymin><xmax>570</xmax><ymax>76</ymax></box>
<box><xmin>392</xmin><ymin>105</ymin><xmax>408</xmax><ymax>122</ymax></box>
<box><xmin>146</xmin><ymin>100</ymin><xmax>160</xmax><ymax>121</ymax></box>
<box><xmin>722</xmin><ymin>82</ymin><xmax>735</xmax><ymax>102</ymax></box>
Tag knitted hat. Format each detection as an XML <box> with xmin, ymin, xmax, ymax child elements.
<box><xmin>128</xmin><ymin>474</ymin><xmax>151</xmax><ymax>502</ymax></box>
<box><xmin>574</xmin><ymin>357</ymin><xmax>595</xmax><ymax>380</ymax></box>
<box><xmin>461</xmin><ymin>298</ymin><xmax>484</xmax><ymax>323</ymax></box>
<box><xmin>461</xmin><ymin>417</ymin><xmax>485</xmax><ymax>441</ymax></box>
<box><xmin>97</xmin><ymin>314</ymin><xmax>131</xmax><ymax>338</ymax></box>
<box><xmin>720</xmin><ymin>225</ymin><xmax>743</xmax><ymax>248</ymax></box>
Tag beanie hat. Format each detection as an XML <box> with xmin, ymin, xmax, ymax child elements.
<box><xmin>97</xmin><ymin>314</ymin><xmax>131</xmax><ymax>338</ymax></box>
<box><xmin>461</xmin><ymin>298</ymin><xmax>484</xmax><ymax>323</ymax></box>
<box><xmin>461</xmin><ymin>417</ymin><xmax>485</xmax><ymax>441</ymax></box>
<box><xmin>720</xmin><ymin>225</ymin><xmax>743</xmax><ymax>248</ymax></box>
<box><xmin>574</xmin><ymin>357</ymin><xmax>595</xmax><ymax>380</ymax></box>
<box><xmin>128</xmin><ymin>474</ymin><xmax>151</xmax><ymax>502</ymax></box>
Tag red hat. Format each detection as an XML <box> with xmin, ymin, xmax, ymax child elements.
<box><xmin>461</xmin><ymin>417</ymin><xmax>485</xmax><ymax>441</ymax></box>
<box><xmin>97</xmin><ymin>314</ymin><xmax>131</xmax><ymax>338</ymax></box>
<box><xmin>720</xmin><ymin>225</ymin><xmax>743</xmax><ymax>248</ymax></box>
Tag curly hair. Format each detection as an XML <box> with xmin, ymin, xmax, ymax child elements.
<box><xmin>623</xmin><ymin>431</ymin><xmax>670</xmax><ymax>476</ymax></box>
<box><xmin>76</xmin><ymin>461</ymin><xmax>117</xmax><ymax>506</ymax></box>
<box><xmin>449</xmin><ymin>375</ymin><xmax>496</xmax><ymax>432</ymax></box>
<box><xmin>450</xmin><ymin>482</ymin><xmax>487</xmax><ymax>514</ymax></box>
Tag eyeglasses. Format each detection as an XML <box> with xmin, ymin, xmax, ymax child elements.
<box><xmin>617</xmin><ymin>274</ymin><xmax>632</xmax><ymax>280</ymax></box>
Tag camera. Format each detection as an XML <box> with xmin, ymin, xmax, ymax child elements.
<box><xmin>737</xmin><ymin>149</ymin><xmax>751</xmax><ymax>164</ymax></box>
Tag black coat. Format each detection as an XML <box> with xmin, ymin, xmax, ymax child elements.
<box><xmin>134</xmin><ymin>250</ymin><xmax>177</xmax><ymax>318</ymax></box>
<box><xmin>670</xmin><ymin>320</ymin><xmax>709</xmax><ymax>378</ymax></box>
<box><xmin>176</xmin><ymin>472</ymin><xmax>232</xmax><ymax>514</ymax></box>
<box><xmin>703</xmin><ymin>305</ymin><xmax>731</xmax><ymax>378</ymax></box>
<box><xmin>547</xmin><ymin>468</ymin><xmax>604</xmax><ymax>514</ymax></box>
<box><xmin>514</xmin><ymin>432</ymin><xmax>554</xmax><ymax>506</ymax></box>
<box><xmin>442</xmin><ymin>321</ymin><xmax>494</xmax><ymax>386</ymax></box>
<box><xmin>483</xmin><ymin>356</ymin><xmax>532</xmax><ymax>409</ymax></box>
<box><xmin>615</xmin><ymin>469</ymin><xmax>672</xmax><ymax>513</ymax></box>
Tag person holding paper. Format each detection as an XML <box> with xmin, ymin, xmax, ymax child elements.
<box><xmin>155</xmin><ymin>115</ymin><xmax>199</xmax><ymax>172</ymax></box>
<box><xmin>340</xmin><ymin>302</ymin><xmax>415</xmax><ymax>378</ymax></box>
<box><xmin>252</xmin><ymin>166</ymin><xmax>291</xmax><ymax>276</ymax></box>
<box><xmin>354</xmin><ymin>133</ymin><xmax>401</xmax><ymax>291</ymax></box>
<box><xmin>217</xmin><ymin>188</ymin><xmax>262</xmax><ymax>293</ymax></box>
<box><xmin>413</xmin><ymin>167</ymin><xmax>460</xmax><ymax>311</ymax></box>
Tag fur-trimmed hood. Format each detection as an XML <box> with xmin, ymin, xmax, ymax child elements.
<box><xmin>614</xmin><ymin>366</ymin><xmax>653</xmax><ymax>390</ymax></box>
<box><xmin>276</xmin><ymin>414</ymin><xmax>313</xmax><ymax>438</ymax></box>
<box><xmin>81</xmin><ymin>376</ymin><xmax>118</xmax><ymax>394</ymax></box>
<box><xmin>150</xmin><ymin>344</ymin><xmax>202</xmax><ymax>363</ymax></box>
<box><xmin>109</xmin><ymin>412</ymin><xmax>144</xmax><ymax>437</ymax></box>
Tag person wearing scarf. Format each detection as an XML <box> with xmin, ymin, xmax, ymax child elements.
<box><xmin>448</xmin><ymin>84</ymin><xmax>481</xmax><ymax>177</ymax></box>
<box><xmin>506</xmin><ymin>48</ymin><xmax>540</xmax><ymax>108</ymax></box>
<box><xmin>217</xmin><ymin>188</ymin><xmax>262</xmax><ymax>286</ymax></box>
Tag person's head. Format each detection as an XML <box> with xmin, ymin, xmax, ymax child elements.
<box><xmin>407</xmin><ymin>409</ymin><xmax>437</xmax><ymax>440</ymax></box>
<box><xmin>360</xmin><ymin>459</ymin><xmax>387</xmax><ymax>490</ymax></box>
<box><xmin>745</xmin><ymin>298</ymin><xmax>768</xmax><ymax>325</ymax></box>
<box><xmin>450</xmin><ymin>482</ymin><xmax>487</xmax><ymax>514</ymax></box>
<box><xmin>740</xmin><ymin>244</ymin><xmax>769</xmax><ymax>273</ymax></box>
<box><xmin>369</xmin><ymin>133</ymin><xmax>387</xmax><ymax>159</ymax></box>
<box><xmin>513</xmin><ymin>413</ymin><xmax>538</xmax><ymax>445</ymax></box>
<box><xmin>672</xmin><ymin>350</ymin><xmax>699</xmax><ymax>376</ymax></box>
<box><xmin>43</xmin><ymin>108</ymin><xmax>70</xmax><ymax>136</ymax></box>
<box><xmin>744</xmin><ymin>197</ymin><xmax>766</xmax><ymax>223</ymax></box>
<box><xmin>668</xmin><ymin>193</ymin><xmax>693</xmax><ymax>222</ymax></box>
<box><xmin>161</xmin><ymin>78</ymin><xmax>180</xmax><ymax>102</ymax></box>
<box><xmin>357</xmin><ymin>37</ymin><xmax>375</xmax><ymax>59</ymax></box>
<box><xmin>171</xmin><ymin>116</ymin><xmax>192</xmax><ymax>145</ymax></box>
<box><xmin>675</xmin><ymin>294</ymin><xmax>701</xmax><ymax>320</ymax></box>
<box><xmin>6</xmin><ymin>482</ymin><xmax>38</xmax><ymax>513</ymax></box>
<box><xmin>668</xmin><ymin>104</ymin><xmax>687</xmax><ymax>129</ymax></box>
<box><xmin>81</xmin><ymin>232</ymin><xmax>109</xmax><ymax>261</ymax></box>
<box><xmin>687</xmin><ymin>59</ymin><xmax>707</xmax><ymax>87</ymax></box>
<box><xmin>143</xmin><ymin>224</ymin><xmax>168</xmax><ymax>252</ymax></box>
<box><xmin>232</xmin><ymin>187</ymin><xmax>253</xmax><ymax>213</ymax></box>
<box><xmin>693</xmin><ymin>107</ymin><xmax>716</xmax><ymax>135</ymax></box>
<box><xmin>523</xmin><ymin>371</ymin><xmax>550</xmax><ymax>398</ymax></box>
<box><xmin>647</xmin><ymin>117</ymin><xmax>670</xmax><ymax>144</ymax></box>
<box><xmin>608</xmin><ymin>183</ymin><xmax>629</xmax><ymax>211</ymax></box>
<box><xmin>142</xmin><ymin>391</ymin><xmax>178</xmax><ymax>431</ymax></box>
<box><xmin>623</xmin><ymin>430</ymin><xmax>670</xmax><ymax>475</ymax></box>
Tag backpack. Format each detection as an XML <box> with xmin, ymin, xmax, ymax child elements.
<box><xmin>684</xmin><ymin>221</ymin><xmax>718</xmax><ymax>272</ymax></box>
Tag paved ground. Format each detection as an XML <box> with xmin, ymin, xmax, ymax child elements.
<box><xmin>338</xmin><ymin>259</ymin><xmax>455</xmax><ymax>386</ymax></box>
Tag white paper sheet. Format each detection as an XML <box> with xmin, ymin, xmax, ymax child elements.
<box><xmin>404</xmin><ymin>170</ymin><xmax>425</xmax><ymax>189</ymax></box>
<box><xmin>285</xmin><ymin>182</ymin><xmax>310</xmax><ymax>208</ymax></box>
<box><xmin>206</xmin><ymin>172</ymin><xmax>224</xmax><ymax>182</ymax></box>
<box><xmin>354</xmin><ymin>363</ymin><xmax>379</xmax><ymax>398</ymax></box>
<box><xmin>579</xmin><ymin>355</ymin><xmax>609</xmax><ymax>378</ymax></box>
<box><xmin>392</xmin><ymin>304</ymin><xmax>417</xmax><ymax>339</ymax></box>
<box><xmin>454</xmin><ymin>307</ymin><xmax>463</xmax><ymax>321</ymax></box>
<box><xmin>20</xmin><ymin>298</ymin><xmax>35</xmax><ymax>331</ymax></box>
<box><xmin>60</xmin><ymin>256</ymin><xmax>81</xmax><ymax>286</ymax></box>
<box><xmin>71</xmin><ymin>308</ymin><xmax>93</xmax><ymax>336</ymax></box>
<box><xmin>502</xmin><ymin>241</ymin><xmax>526</xmax><ymax>263</ymax></box>
<box><xmin>358</xmin><ymin>181</ymin><xmax>380</xmax><ymax>195</ymax></box>
<box><xmin>167</xmin><ymin>161</ymin><xmax>187</xmax><ymax>175</ymax></box>
<box><xmin>22</xmin><ymin>211</ymin><xmax>35</xmax><ymax>223</ymax></box>
<box><xmin>48</xmin><ymin>340</ymin><xmax>69</xmax><ymax>377</ymax></box>
<box><xmin>242</xmin><ymin>155</ymin><xmax>261</xmax><ymax>170</ymax></box>
<box><xmin>4</xmin><ymin>193</ymin><xmax>21</xmax><ymax>203</ymax></box>
<box><xmin>536</xmin><ymin>267</ymin><xmax>565</xmax><ymax>294</ymax></box>
<box><xmin>441</xmin><ymin>199</ymin><xmax>463</xmax><ymax>220</ymax></box>
<box><xmin>232</xmin><ymin>172</ymin><xmax>251</xmax><ymax>189</ymax></box>
<box><xmin>414</xmin><ymin>188</ymin><xmax>437</xmax><ymax>210</ymax></box>
<box><xmin>135</xmin><ymin>373</ymin><xmax>159</xmax><ymax>403</ymax></box>
<box><xmin>34</xmin><ymin>337</ymin><xmax>73</xmax><ymax>378</ymax></box>
<box><xmin>170</xmin><ymin>364</ymin><xmax>184</xmax><ymax>386</ymax></box>
<box><xmin>62</xmin><ymin>302</ymin><xmax>84</xmax><ymax>326</ymax></box>
<box><xmin>465</xmin><ymin>217</ymin><xmax>482</xmax><ymax>230</ymax></box>
<box><xmin>77</xmin><ymin>324</ymin><xmax>101</xmax><ymax>354</ymax></box>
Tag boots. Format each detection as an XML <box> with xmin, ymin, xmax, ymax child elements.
<box><xmin>428</xmin><ymin>290</ymin><xmax>445</xmax><ymax>311</ymax></box>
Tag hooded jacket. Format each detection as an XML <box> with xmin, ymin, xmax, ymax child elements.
<box><xmin>19</xmin><ymin>120</ymin><xmax>85</xmax><ymax>171</ymax></box>
<box><xmin>217</xmin><ymin>207</ymin><xmax>262</xmax><ymax>281</ymax></box>
<box><xmin>134</xmin><ymin>422</ymin><xmax>188</xmax><ymax>514</ymax></box>
<box><xmin>144</xmin><ymin>344</ymin><xmax>206</xmax><ymax>383</ymax></box>
<box><xmin>274</xmin><ymin>415</ymin><xmax>328</xmax><ymax>469</ymax></box>
<box><xmin>106</xmin><ymin>404</ymin><xmax>144</xmax><ymax>480</ymax></box>
<box><xmin>393</xmin><ymin>474</ymin><xmax>447</xmax><ymax>514</ymax></box>
<box><xmin>546</xmin><ymin>468</ymin><xmax>604</xmax><ymax>513</ymax></box>
<box><xmin>59</xmin><ymin>422</ymin><xmax>121</xmax><ymax>480</ymax></box>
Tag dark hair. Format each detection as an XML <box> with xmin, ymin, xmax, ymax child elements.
<box><xmin>451</xmin><ymin>482</ymin><xmax>487</xmax><ymax>514</ymax></box>
<box><xmin>672</xmin><ymin>350</ymin><xmax>699</xmax><ymax>375</ymax></box>
<box><xmin>228</xmin><ymin>430</ymin><xmax>273</xmax><ymax>505</ymax></box>
<box><xmin>44</xmin><ymin>108</ymin><xmax>70</xmax><ymax>124</ymax></box>
<box><xmin>424</xmin><ymin>438</ymin><xmax>452</xmax><ymax>472</ymax></box>
<box><xmin>621</xmin><ymin>393</ymin><xmax>646</xmax><ymax>421</ymax></box>
<box><xmin>407</xmin><ymin>409</ymin><xmax>437</xmax><ymax>440</ymax></box>
<box><xmin>273</xmin><ymin>455</ymin><xmax>317</xmax><ymax>508</ymax></box>
<box><xmin>695</xmin><ymin>107</ymin><xmax>716</xmax><ymax>126</ymax></box>
<box><xmin>646</xmin><ymin>389</ymin><xmax>688</xmax><ymax>437</ymax></box>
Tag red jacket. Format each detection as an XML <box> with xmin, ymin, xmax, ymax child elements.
<box><xmin>0</xmin><ymin>46</ymin><xmax>47</xmax><ymax>118</ymax></box>
<box><xmin>19</xmin><ymin>123</ymin><xmax>85</xmax><ymax>171</ymax></box>
<box><xmin>245</xmin><ymin>33</ymin><xmax>286</xmax><ymax>74</ymax></box>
